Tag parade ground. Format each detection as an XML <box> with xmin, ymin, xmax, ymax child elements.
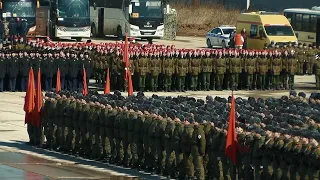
<box><xmin>0</xmin><ymin>73</ymin><xmax>319</xmax><ymax>179</ymax></box>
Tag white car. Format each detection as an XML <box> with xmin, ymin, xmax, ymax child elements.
<box><xmin>206</xmin><ymin>26</ymin><xmax>236</xmax><ymax>48</ymax></box>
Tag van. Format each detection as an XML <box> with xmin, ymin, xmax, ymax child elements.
<box><xmin>236</xmin><ymin>11</ymin><xmax>298</xmax><ymax>49</ymax></box>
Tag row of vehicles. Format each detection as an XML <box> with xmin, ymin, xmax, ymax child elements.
<box><xmin>0</xmin><ymin>0</ymin><xmax>166</xmax><ymax>42</ymax></box>
<box><xmin>206</xmin><ymin>7</ymin><xmax>320</xmax><ymax>49</ymax></box>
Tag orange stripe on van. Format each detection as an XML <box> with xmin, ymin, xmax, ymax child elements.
<box><xmin>237</xmin><ymin>21</ymin><xmax>263</xmax><ymax>25</ymax></box>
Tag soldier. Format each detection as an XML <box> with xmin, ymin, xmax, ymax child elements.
<box><xmin>57</xmin><ymin>51</ymin><xmax>67</xmax><ymax>90</ymax></box>
<box><xmin>181</xmin><ymin>120</ymin><xmax>194</xmax><ymax>178</ymax></box>
<box><xmin>19</xmin><ymin>51</ymin><xmax>30</xmax><ymax>91</ymax></box>
<box><xmin>43</xmin><ymin>52</ymin><xmax>55</xmax><ymax>91</ymax></box>
<box><xmin>68</xmin><ymin>51</ymin><xmax>79</xmax><ymax>91</ymax></box>
<box><xmin>229</xmin><ymin>51</ymin><xmax>241</xmax><ymax>91</ymax></box>
<box><xmin>112</xmin><ymin>51</ymin><xmax>124</xmax><ymax>91</ymax></box>
<box><xmin>215</xmin><ymin>51</ymin><xmax>226</xmax><ymax>91</ymax></box>
<box><xmin>79</xmin><ymin>100</ymin><xmax>90</xmax><ymax>157</ymax></box>
<box><xmin>176</xmin><ymin>51</ymin><xmax>189</xmax><ymax>92</ymax></box>
<box><xmin>90</xmin><ymin>102</ymin><xmax>102</xmax><ymax>160</ymax></box>
<box><xmin>107</xmin><ymin>107</ymin><xmax>117</xmax><ymax>162</ymax></box>
<box><xmin>112</xmin><ymin>107</ymin><xmax>122</xmax><ymax>163</ymax></box>
<box><xmin>305</xmin><ymin>44</ymin><xmax>315</xmax><ymax>75</ymax></box>
<box><xmin>201</xmin><ymin>51</ymin><xmax>213</xmax><ymax>91</ymax></box>
<box><xmin>7</xmin><ymin>53</ymin><xmax>19</xmax><ymax>92</ymax></box>
<box><xmin>127</xmin><ymin>109</ymin><xmax>137</xmax><ymax>166</ymax></box>
<box><xmin>119</xmin><ymin>108</ymin><xmax>131</xmax><ymax>166</ymax></box>
<box><xmin>314</xmin><ymin>57</ymin><xmax>320</xmax><ymax>90</ymax></box>
<box><xmin>287</xmin><ymin>50</ymin><xmax>298</xmax><ymax>90</ymax></box>
<box><xmin>172</xmin><ymin>118</ymin><xmax>184</xmax><ymax>178</ymax></box>
<box><xmin>188</xmin><ymin>51</ymin><xmax>200</xmax><ymax>91</ymax></box>
<box><xmin>271</xmin><ymin>51</ymin><xmax>282</xmax><ymax>90</ymax></box>
<box><xmin>72</xmin><ymin>99</ymin><xmax>83</xmax><ymax>154</ymax></box>
<box><xmin>136</xmin><ymin>51</ymin><xmax>149</xmax><ymax>91</ymax></box>
<box><xmin>191</xmin><ymin>121</ymin><xmax>206</xmax><ymax>180</ymax></box>
<box><xmin>65</xmin><ymin>96</ymin><xmax>76</xmax><ymax>153</ymax></box>
<box><xmin>149</xmin><ymin>51</ymin><xmax>161</xmax><ymax>92</ymax></box>
<box><xmin>245</xmin><ymin>51</ymin><xmax>256</xmax><ymax>90</ymax></box>
<box><xmin>257</xmin><ymin>51</ymin><xmax>268</xmax><ymax>90</ymax></box>
<box><xmin>0</xmin><ymin>52</ymin><xmax>7</xmax><ymax>92</ymax></box>
<box><xmin>162</xmin><ymin>51</ymin><xmax>175</xmax><ymax>92</ymax></box>
<box><xmin>295</xmin><ymin>43</ymin><xmax>305</xmax><ymax>75</ymax></box>
<box><xmin>132</xmin><ymin>111</ymin><xmax>145</xmax><ymax>168</ymax></box>
<box><xmin>252</xmin><ymin>132</ymin><xmax>265</xmax><ymax>179</ymax></box>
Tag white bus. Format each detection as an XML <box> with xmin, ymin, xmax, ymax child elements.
<box><xmin>284</xmin><ymin>7</ymin><xmax>320</xmax><ymax>45</ymax></box>
<box><xmin>90</xmin><ymin>0</ymin><xmax>165</xmax><ymax>42</ymax></box>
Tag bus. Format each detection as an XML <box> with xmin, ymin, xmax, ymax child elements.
<box><xmin>38</xmin><ymin>0</ymin><xmax>91</xmax><ymax>41</ymax></box>
<box><xmin>90</xmin><ymin>0</ymin><xmax>165</xmax><ymax>42</ymax></box>
<box><xmin>284</xmin><ymin>7</ymin><xmax>320</xmax><ymax>45</ymax></box>
<box><xmin>0</xmin><ymin>0</ymin><xmax>37</xmax><ymax>37</ymax></box>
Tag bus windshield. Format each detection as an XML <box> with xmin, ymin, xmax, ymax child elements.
<box><xmin>3</xmin><ymin>1</ymin><xmax>35</xmax><ymax>18</ymax></box>
<box><xmin>264</xmin><ymin>25</ymin><xmax>295</xmax><ymax>36</ymax></box>
<box><xmin>132</xmin><ymin>1</ymin><xmax>163</xmax><ymax>19</ymax></box>
<box><xmin>58</xmin><ymin>0</ymin><xmax>89</xmax><ymax>18</ymax></box>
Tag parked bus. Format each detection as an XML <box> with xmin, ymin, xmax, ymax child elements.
<box><xmin>0</xmin><ymin>0</ymin><xmax>37</xmax><ymax>37</ymax></box>
<box><xmin>284</xmin><ymin>7</ymin><xmax>320</xmax><ymax>45</ymax></box>
<box><xmin>90</xmin><ymin>0</ymin><xmax>165</xmax><ymax>42</ymax></box>
<box><xmin>37</xmin><ymin>0</ymin><xmax>91</xmax><ymax>41</ymax></box>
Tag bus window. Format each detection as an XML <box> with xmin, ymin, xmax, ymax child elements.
<box><xmin>295</xmin><ymin>14</ymin><xmax>303</xmax><ymax>31</ymax></box>
<box><xmin>311</xmin><ymin>15</ymin><xmax>318</xmax><ymax>32</ymax></box>
<box><xmin>302</xmin><ymin>14</ymin><xmax>310</xmax><ymax>32</ymax></box>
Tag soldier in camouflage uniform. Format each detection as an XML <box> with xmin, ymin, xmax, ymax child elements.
<box><xmin>107</xmin><ymin>107</ymin><xmax>117</xmax><ymax>162</ymax></box>
<box><xmin>172</xmin><ymin>118</ymin><xmax>184</xmax><ymax>178</ymax></box>
<box><xmin>257</xmin><ymin>51</ymin><xmax>268</xmax><ymax>90</ymax></box>
<box><xmin>201</xmin><ymin>51</ymin><xmax>213</xmax><ymax>91</ymax></box>
<box><xmin>149</xmin><ymin>51</ymin><xmax>161</xmax><ymax>92</ymax></box>
<box><xmin>295</xmin><ymin>43</ymin><xmax>305</xmax><ymax>75</ymax></box>
<box><xmin>189</xmin><ymin>51</ymin><xmax>201</xmax><ymax>91</ymax></box>
<box><xmin>272</xmin><ymin>51</ymin><xmax>283</xmax><ymax>90</ymax></box>
<box><xmin>162</xmin><ymin>51</ymin><xmax>175</xmax><ymax>92</ymax></box>
<box><xmin>132</xmin><ymin>111</ymin><xmax>144</xmax><ymax>168</ymax></box>
<box><xmin>176</xmin><ymin>51</ymin><xmax>188</xmax><ymax>92</ymax></box>
<box><xmin>181</xmin><ymin>121</ymin><xmax>194</xmax><ymax>178</ymax></box>
<box><xmin>245</xmin><ymin>51</ymin><xmax>256</xmax><ymax>90</ymax></box>
<box><xmin>191</xmin><ymin>122</ymin><xmax>206</xmax><ymax>180</ymax></box>
<box><xmin>215</xmin><ymin>51</ymin><xmax>226</xmax><ymax>91</ymax></box>
<box><xmin>119</xmin><ymin>108</ymin><xmax>131</xmax><ymax>166</ymax></box>
<box><xmin>287</xmin><ymin>50</ymin><xmax>298</xmax><ymax>90</ymax></box>
<box><xmin>163</xmin><ymin>117</ymin><xmax>175</xmax><ymax>177</ymax></box>
<box><xmin>79</xmin><ymin>100</ymin><xmax>90</xmax><ymax>157</ymax></box>
<box><xmin>314</xmin><ymin>57</ymin><xmax>320</xmax><ymax>90</ymax></box>
<box><xmin>252</xmin><ymin>132</ymin><xmax>265</xmax><ymax>179</ymax></box>
<box><xmin>229</xmin><ymin>51</ymin><xmax>241</xmax><ymax>91</ymax></box>
<box><xmin>65</xmin><ymin>97</ymin><xmax>76</xmax><ymax>153</ymax></box>
<box><xmin>136</xmin><ymin>52</ymin><xmax>149</xmax><ymax>91</ymax></box>
<box><xmin>155</xmin><ymin>115</ymin><xmax>167</xmax><ymax>174</ymax></box>
<box><xmin>72</xmin><ymin>99</ymin><xmax>83</xmax><ymax>154</ymax></box>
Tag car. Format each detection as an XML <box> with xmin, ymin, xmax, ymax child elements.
<box><xmin>206</xmin><ymin>25</ymin><xmax>236</xmax><ymax>48</ymax></box>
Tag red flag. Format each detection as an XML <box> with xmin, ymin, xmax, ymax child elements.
<box><xmin>56</xmin><ymin>68</ymin><xmax>61</xmax><ymax>93</ymax></box>
<box><xmin>33</xmin><ymin>68</ymin><xmax>43</xmax><ymax>127</ymax></box>
<box><xmin>82</xmin><ymin>68</ymin><xmax>88</xmax><ymax>96</ymax></box>
<box><xmin>24</xmin><ymin>67</ymin><xmax>35</xmax><ymax>124</ymax></box>
<box><xmin>127</xmin><ymin>70</ymin><xmax>133</xmax><ymax>96</ymax></box>
<box><xmin>123</xmin><ymin>34</ymin><xmax>129</xmax><ymax>80</ymax></box>
<box><xmin>225</xmin><ymin>92</ymin><xmax>239</xmax><ymax>165</ymax></box>
<box><xmin>123</xmin><ymin>34</ymin><xmax>133</xmax><ymax>95</ymax></box>
<box><xmin>104</xmin><ymin>68</ymin><xmax>110</xmax><ymax>94</ymax></box>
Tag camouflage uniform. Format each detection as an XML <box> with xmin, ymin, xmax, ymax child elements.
<box><xmin>136</xmin><ymin>56</ymin><xmax>149</xmax><ymax>91</ymax></box>
<box><xmin>314</xmin><ymin>59</ymin><xmax>320</xmax><ymax>89</ymax></box>
<box><xmin>245</xmin><ymin>54</ymin><xmax>256</xmax><ymax>90</ymax></box>
<box><xmin>162</xmin><ymin>55</ymin><xmax>175</xmax><ymax>91</ymax></box>
<box><xmin>257</xmin><ymin>54</ymin><xmax>268</xmax><ymax>90</ymax></box>
<box><xmin>176</xmin><ymin>55</ymin><xmax>189</xmax><ymax>92</ymax></box>
<box><xmin>191</xmin><ymin>123</ymin><xmax>206</xmax><ymax>180</ymax></box>
<box><xmin>149</xmin><ymin>56</ymin><xmax>161</xmax><ymax>91</ymax></box>
<box><xmin>181</xmin><ymin>123</ymin><xmax>194</xmax><ymax>178</ymax></box>
<box><xmin>132</xmin><ymin>112</ymin><xmax>144</xmax><ymax>168</ymax></box>
<box><xmin>215</xmin><ymin>54</ymin><xmax>227</xmax><ymax>91</ymax></box>
<box><xmin>189</xmin><ymin>55</ymin><xmax>201</xmax><ymax>91</ymax></box>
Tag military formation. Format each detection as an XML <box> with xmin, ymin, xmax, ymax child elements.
<box><xmin>0</xmin><ymin>40</ymin><xmax>320</xmax><ymax>93</ymax></box>
<box><xmin>26</xmin><ymin>90</ymin><xmax>320</xmax><ymax>180</ymax></box>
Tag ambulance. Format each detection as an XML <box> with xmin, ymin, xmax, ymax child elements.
<box><xmin>236</xmin><ymin>11</ymin><xmax>298</xmax><ymax>49</ymax></box>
